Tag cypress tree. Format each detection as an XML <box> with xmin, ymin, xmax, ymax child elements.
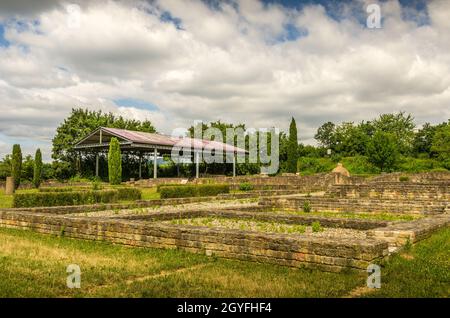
<box><xmin>11</xmin><ymin>144</ymin><xmax>22</xmax><ymax>189</ymax></box>
<box><xmin>33</xmin><ymin>148</ymin><xmax>43</xmax><ymax>188</ymax></box>
<box><xmin>287</xmin><ymin>117</ymin><xmax>298</xmax><ymax>173</ymax></box>
<box><xmin>108</xmin><ymin>137</ymin><xmax>122</xmax><ymax>185</ymax></box>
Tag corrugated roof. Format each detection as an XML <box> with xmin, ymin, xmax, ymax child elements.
<box><xmin>78</xmin><ymin>127</ymin><xmax>247</xmax><ymax>154</ymax></box>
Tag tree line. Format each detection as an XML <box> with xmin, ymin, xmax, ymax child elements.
<box><xmin>0</xmin><ymin>108</ymin><xmax>449</xmax><ymax>185</ymax></box>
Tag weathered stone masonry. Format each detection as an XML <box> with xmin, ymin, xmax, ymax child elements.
<box><xmin>0</xmin><ymin>210</ymin><xmax>388</xmax><ymax>272</ymax></box>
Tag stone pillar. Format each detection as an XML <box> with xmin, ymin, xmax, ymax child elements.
<box><xmin>5</xmin><ymin>176</ymin><xmax>14</xmax><ymax>195</ymax></box>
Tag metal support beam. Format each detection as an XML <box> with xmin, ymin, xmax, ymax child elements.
<box><xmin>96</xmin><ymin>129</ymin><xmax>103</xmax><ymax>177</ymax></box>
<box><xmin>233</xmin><ymin>152</ymin><xmax>236</xmax><ymax>177</ymax></box>
<box><xmin>195</xmin><ymin>151</ymin><xmax>199</xmax><ymax>179</ymax></box>
<box><xmin>138</xmin><ymin>154</ymin><xmax>142</xmax><ymax>179</ymax></box>
<box><xmin>95</xmin><ymin>154</ymin><xmax>99</xmax><ymax>177</ymax></box>
<box><xmin>153</xmin><ymin>148</ymin><xmax>157</xmax><ymax>179</ymax></box>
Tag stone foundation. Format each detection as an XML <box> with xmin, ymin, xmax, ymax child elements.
<box><xmin>0</xmin><ymin>209</ymin><xmax>389</xmax><ymax>272</ymax></box>
<box><xmin>259</xmin><ymin>195</ymin><xmax>447</xmax><ymax>214</ymax></box>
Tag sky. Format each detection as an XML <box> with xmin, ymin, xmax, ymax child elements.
<box><xmin>0</xmin><ymin>0</ymin><xmax>449</xmax><ymax>161</ymax></box>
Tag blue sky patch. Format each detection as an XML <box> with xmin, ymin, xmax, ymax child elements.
<box><xmin>113</xmin><ymin>98</ymin><xmax>159</xmax><ymax>111</ymax></box>
<box><xmin>0</xmin><ymin>24</ymin><xmax>10</xmax><ymax>47</ymax></box>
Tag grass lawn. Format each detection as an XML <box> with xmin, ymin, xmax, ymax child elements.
<box><xmin>0</xmin><ymin>226</ymin><xmax>448</xmax><ymax>297</ymax></box>
<box><xmin>140</xmin><ymin>187</ymin><xmax>160</xmax><ymax>200</ymax></box>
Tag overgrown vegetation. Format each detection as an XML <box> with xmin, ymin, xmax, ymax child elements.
<box><xmin>238</xmin><ymin>182</ymin><xmax>254</xmax><ymax>191</ymax></box>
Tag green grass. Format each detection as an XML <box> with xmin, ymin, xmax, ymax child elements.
<box><xmin>0</xmin><ymin>226</ymin><xmax>363</xmax><ymax>297</ymax></box>
<box><xmin>0</xmin><ymin>188</ymin><xmax>39</xmax><ymax>209</ymax></box>
<box><xmin>0</xmin><ymin>225</ymin><xmax>448</xmax><ymax>297</ymax></box>
<box><xmin>140</xmin><ymin>187</ymin><xmax>160</xmax><ymax>200</ymax></box>
<box><xmin>364</xmin><ymin>227</ymin><xmax>450</xmax><ymax>298</ymax></box>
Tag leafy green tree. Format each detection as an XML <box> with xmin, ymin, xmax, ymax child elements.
<box><xmin>287</xmin><ymin>117</ymin><xmax>298</xmax><ymax>173</ymax></box>
<box><xmin>431</xmin><ymin>122</ymin><xmax>450</xmax><ymax>167</ymax></box>
<box><xmin>52</xmin><ymin>108</ymin><xmax>156</xmax><ymax>179</ymax></box>
<box><xmin>0</xmin><ymin>155</ymin><xmax>12</xmax><ymax>181</ymax></box>
<box><xmin>33</xmin><ymin>149</ymin><xmax>43</xmax><ymax>188</ymax></box>
<box><xmin>11</xmin><ymin>144</ymin><xmax>22</xmax><ymax>189</ymax></box>
<box><xmin>108</xmin><ymin>137</ymin><xmax>122</xmax><ymax>185</ymax></box>
<box><xmin>315</xmin><ymin>121</ymin><xmax>336</xmax><ymax>150</ymax></box>
<box><xmin>372</xmin><ymin>112</ymin><xmax>415</xmax><ymax>155</ymax></box>
<box><xmin>366</xmin><ymin>131</ymin><xmax>399</xmax><ymax>172</ymax></box>
<box><xmin>21</xmin><ymin>155</ymin><xmax>34</xmax><ymax>181</ymax></box>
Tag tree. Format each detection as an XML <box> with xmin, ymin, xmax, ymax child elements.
<box><xmin>315</xmin><ymin>121</ymin><xmax>336</xmax><ymax>150</ymax></box>
<box><xmin>372</xmin><ymin>112</ymin><xmax>415</xmax><ymax>155</ymax></box>
<box><xmin>431</xmin><ymin>122</ymin><xmax>450</xmax><ymax>166</ymax></box>
<box><xmin>21</xmin><ymin>155</ymin><xmax>34</xmax><ymax>181</ymax></box>
<box><xmin>11</xmin><ymin>144</ymin><xmax>22</xmax><ymax>189</ymax></box>
<box><xmin>33</xmin><ymin>149</ymin><xmax>43</xmax><ymax>188</ymax></box>
<box><xmin>108</xmin><ymin>137</ymin><xmax>122</xmax><ymax>185</ymax></box>
<box><xmin>287</xmin><ymin>117</ymin><xmax>298</xmax><ymax>173</ymax></box>
<box><xmin>52</xmin><ymin>108</ymin><xmax>156</xmax><ymax>179</ymax></box>
<box><xmin>366</xmin><ymin>131</ymin><xmax>399</xmax><ymax>172</ymax></box>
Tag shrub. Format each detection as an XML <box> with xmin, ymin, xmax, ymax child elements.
<box><xmin>397</xmin><ymin>157</ymin><xmax>444</xmax><ymax>173</ymax></box>
<box><xmin>13</xmin><ymin>189</ymin><xmax>119</xmax><ymax>208</ymax></box>
<box><xmin>156</xmin><ymin>183</ymin><xmax>184</xmax><ymax>192</ymax></box>
<box><xmin>399</xmin><ymin>176</ymin><xmax>409</xmax><ymax>182</ymax></box>
<box><xmin>159</xmin><ymin>184</ymin><xmax>230</xmax><ymax>199</ymax></box>
<box><xmin>303</xmin><ymin>200</ymin><xmax>311</xmax><ymax>213</ymax></box>
<box><xmin>92</xmin><ymin>180</ymin><xmax>103</xmax><ymax>191</ymax></box>
<box><xmin>238</xmin><ymin>182</ymin><xmax>254</xmax><ymax>191</ymax></box>
<box><xmin>341</xmin><ymin>156</ymin><xmax>379</xmax><ymax>175</ymax></box>
<box><xmin>311</xmin><ymin>221</ymin><xmax>323</xmax><ymax>232</ymax></box>
<box><xmin>297</xmin><ymin>157</ymin><xmax>335</xmax><ymax>175</ymax></box>
<box><xmin>115</xmin><ymin>187</ymin><xmax>142</xmax><ymax>200</ymax></box>
<box><xmin>33</xmin><ymin>148</ymin><xmax>43</xmax><ymax>188</ymax></box>
<box><xmin>108</xmin><ymin>137</ymin><xmax>122</xmax><ymax>185</ymax></box>
<box><xmin>11</xmin><ymin>144</ymin><xmax>22</xmax><ymax>189</ymax></box>
<box><xmin>39</xmin><ymin>187</ymin><xmax>75</xmax><ymax>192</ymax></box>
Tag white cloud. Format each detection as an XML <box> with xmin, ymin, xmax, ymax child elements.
<box><xmin>0</xmin><ymin>0</ymin><xmax>449</xmax><ymax>161</ymax></box>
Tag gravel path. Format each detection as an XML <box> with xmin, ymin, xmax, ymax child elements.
<box><xmin>161</xmin><ymin>217</ymin><xmax>367</xmax><ymax>239</ymax></box>
<box><xmin>69</xmin><ymin>199</ymin><xmax>259</xmax><ymax>218</ymax></box>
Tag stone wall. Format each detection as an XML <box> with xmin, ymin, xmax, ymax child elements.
<box><xmin>259</xmin><ymin>195</ymin><xmax>447</xmax><ymax>214</ymax></box>
<box><xmin>367</xmin><ymin>215</ymin><xmax>450</xmax><ymax>251</ymax></box>
<box><xmin>118</xmin><ymin>209</ymin><xmax>389</xmax><ymax>230</ymax></box>
<box><xmin>328</xmin><ymin>183</ymin><xmax>450</xmax><ymax>200</ymax></box>
<box><xmin>0</xmin><ymin>210</ymin><xmax>388</xmax><ymax>272</ymax></box>
<box><xmin>367</xmin><ymin>171</ymin><xmax>450</xmax><ymax>183</ymax></box>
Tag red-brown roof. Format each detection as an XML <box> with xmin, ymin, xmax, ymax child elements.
<box><xmin>76</xmin><ymin>127</ymin><xmax>247</xmax><ymax>154</ymax></box>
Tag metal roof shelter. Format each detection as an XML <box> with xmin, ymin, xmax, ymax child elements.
<box><xmin>73</xmin><ymin>127</ymin><xmax>247</xmax><ymax>179</ymax></box>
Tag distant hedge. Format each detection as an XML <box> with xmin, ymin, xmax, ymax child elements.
<box><xmin>159</xmin><ymin>184</ymin><xmax>229</xmax><ymax>199</ymax></box>
<box><xmin>39</xmin><ymin>187</ymin><xmax>76</xmax><ymax>192</ymax></box>
<box><xmin>115</xmin><ymin>187</ymin><xmax>142</xmax><ymax>200</ymax></box>
<box><xmin>13</xmin><ymin>187</ymin><xmax>142</xmax><ymax>207</ymax></box>
<box><xmin>156</xmin><ymin>183</ymin><xmax>186</xmax><ymax>192</ymax></box>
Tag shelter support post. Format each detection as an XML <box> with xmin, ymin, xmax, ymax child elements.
<box><xmin>138</xmin><ymin>154</ymin><xmax>142</xmax><ymax>179</ymax></box>
<box><xmin>195</xmin><ymin>151</ymin><xmax>199</xmax><ymax>179</ymax></box>
<box><xmin>95</xmin><ymin>154</ymin><xmax>99</xmax><ymax>177</ymax></box>
<box><xmin>233</xmin><ymin>152</ymin><xmax>236</xmax><ymax>177</ymax></box>
<box><xmin>153</xmin><ymin>148</ymin><xmax>157</xmax><ymax>179</ymax></box>
<box><xmin>96</xmin><ymin>128</ymin><xmax>102</xmax><ymax>178</ymax></box>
